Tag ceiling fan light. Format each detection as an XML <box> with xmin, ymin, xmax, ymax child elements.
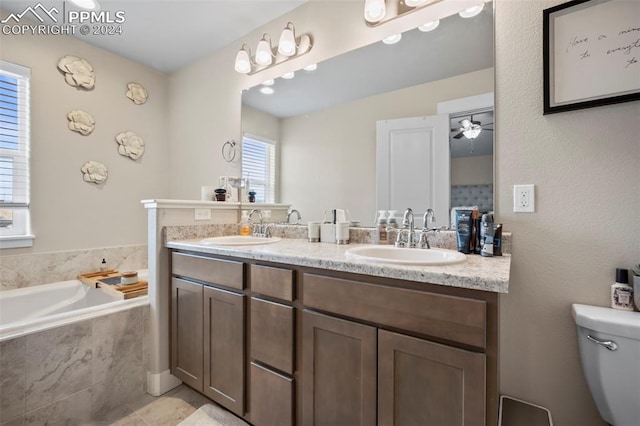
<box><xmin>418</xmin><ymin>20</ymin><xmax>440</xmax><ymax>32</ymax></box>
<box><xmin>255</xmin><ymin>37</ymin><xmax>273</xmax><ymax>66</ymax></box>
<box><xmin>382</xmin><ymin>33</ymin><xmax>402</xmax><ymax>45</ymax></box>
<box><xmin>463</xmin><ymin>128</ymin><xmax>482</xmax><ymax>139</ymax></box>
<box><xmin>278</xmin><ymin>23</ymin><xmax>296</xmax><ymax>56</ymax></box>
<box><xmin>234</xmin><ymin>47</ymin><xmax>251</xmax><ymax>74</ymax></box>
<box><xmin>459</xmin><ymin>3</ymin><xmax>484</xmax><ymax>18</ymax></box>
<box><xmin>364</xmin><ymin>0</ymin><xmax>386</xmax><ymax>23</ymax></box>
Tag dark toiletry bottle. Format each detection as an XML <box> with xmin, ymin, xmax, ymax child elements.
<box><xmin>493</xmin><ymin>223</ymin><xmax>503</xmax><ymax>256</ymax></box>
<box><xmin>480</xmin><ymin>214</ymin><xmax>494</xmax><ymax>257</ymax></box>
<box><xmin>455</xmin><ymin>210</ymin><xmax>473</xmax><ymax>254</ymax></box>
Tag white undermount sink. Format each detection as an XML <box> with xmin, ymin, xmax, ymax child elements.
<box><xmin>345</xmin><ymin>246</ymin><xmax>466</xmax><ymax>266</ymax></box>
<box><xmin>200</xmin><ymin>236</ymin><xmax>281</xmax><ymax>246</ymax></box>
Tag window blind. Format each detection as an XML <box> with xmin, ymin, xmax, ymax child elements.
<box><xmin>0</xmin><ymin>61</ymin><xmax>30</xmax><ymax>237</ymax></box>
<box><xmin>242</xmin><ymin>134</ymin><xmax>276</xmax><ymax>203</ymax></box>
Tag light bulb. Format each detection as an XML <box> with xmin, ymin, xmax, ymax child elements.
<box><xmin>418</xmin><ymin>20</ymin><xmax>439</xmax><ymax>32</ymax></box>
<box><xmin>364</xmin><ymin>0</ymin><xmax>386</xmax><ymax>23</ymax></box>
<box><xmin>278</xmin><ymin>24</ymin><xmax>296</xmax><ymax>56</ymax></box>
<box><xmin>255</xmin><ymin>38</ymin><xmax>272</xmax><ymax>66</ymax></box>
<box><xmin>459</xmin><ymin>3</ymin><xmax>484</xmax><ymax>18</ymax></box>
<box><xmin>404</xmin><ymin>0</ymin><xmax>429</xmax><ymax>7</ymax></box>
<box><xmin>234</xmin><ymin>49</ymin><xmax>251</xmax><ymax>74</ymax></box>
<box><xmin>382</xmin><ymin>33</ymin><xmax>402</xmax><ymax>45</ymax></box>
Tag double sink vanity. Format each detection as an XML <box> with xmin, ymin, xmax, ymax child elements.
<box><xmin>166</xmin><ymin>231</ymin><xmax>510</xmax><ymax>426</ymax></box>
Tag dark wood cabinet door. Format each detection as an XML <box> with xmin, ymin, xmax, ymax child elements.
<box><xmin>249</xmin><ymin>362</ymin><xmax>294</xmax><ymax>426</ymax></box>
<box><xmin>203</xmin><ymin>285</ymin><xmax>246</xmax><ymax>416</ymax></box>
<box><xmin>302</xmin><ymin>310</ymin><xmax>377</xmax><ymax>426</ymax></box>
<box><xmin>378</xmin><ymin>330</ymin><xmax>486</xmax><ymax>426</ymax></box>
<box><xmin>170</xmin><ymin>278</ymin><xmax>203</xmax><ymax>391</ymax></box>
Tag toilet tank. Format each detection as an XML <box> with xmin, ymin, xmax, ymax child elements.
<box><xmin>572</xmin><ymin>304</ymin><xmax>640</xmax><ymax>426</ymax></box>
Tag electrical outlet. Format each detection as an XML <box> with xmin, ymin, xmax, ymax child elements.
<box><xmin>194</xmin><ymin>208</ymin><xmax>211</xmax><ymax>221</ymax></box>
<box><xmin>513</xmin><ymin>185</ymin><xmax>535</xmax><ymax>213</ymax></box>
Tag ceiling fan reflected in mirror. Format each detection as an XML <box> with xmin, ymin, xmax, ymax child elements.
<box><xmin>451</xmin><ymin>115</ymin><xmax>493</xmax><ymax>140</ymax></box>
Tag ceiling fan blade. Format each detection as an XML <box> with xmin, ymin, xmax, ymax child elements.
<box><xmin>483</xmin><ymin>122</ymin><xmax>494</xmax><ymax>126</ymax></box>
<box><xmin>453</xmin><ymin>132</ymin><xmax>465</xmax><ymax>139</ymax></box>
<box><xmin>471</xmin><ymin>120</ymin><xmax>481</xmax><ymax>125</ymax></box>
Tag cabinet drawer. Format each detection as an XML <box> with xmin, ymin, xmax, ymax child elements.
<box><xmin>250</xmin><ymin>362</ymin><xmax>293</xmax><ymax>426</ymax></box>
<box><xmin>303</xmin><ymin>273</ymin><xmax>487</xmax><ymax>349</ymax></box>
<box><xmin>250</xmin><ymin>264</ymin><xmax>294</xmax><ymax>301</ymax></box>
<box><xmin>172</xmin><ymin>252</ymin><xmax>243</xmax><ymax>290</ymax></box>
<box><xmin>250</xmin><ymin>298</ymin><xmax>294</xmax><ymax>374</ymax></box>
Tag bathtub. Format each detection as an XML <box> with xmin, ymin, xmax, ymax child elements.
<box><xmin>0</xmin><ymin>272</ymin><xmax>149</xmax><ymax>342</ymax></box>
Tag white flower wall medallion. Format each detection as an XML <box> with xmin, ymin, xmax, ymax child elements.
<box><xmin>57</xmin><ymin>56</ymin><xmax>95</xmax><ymax>89</ymax></box>
<box><xmin>67</xmin><ymin>110</ymin><xmax>95</xmax><ymax>136</ymax></box>
<box><xmin>81</xmin><ymin>161</ymin><xmax>108</xmax><ymax>184</ymax></box>
<box><xmin>115</xmin><ymin>131</ymin><xmax>145</xmax><ymax>160</ymax></box>
<box><xmin>126</xmin><ymin>82</ymin><xmax>148</xmax><ymax>105</ymax></box>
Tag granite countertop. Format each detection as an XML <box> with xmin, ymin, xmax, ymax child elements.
<box><xmin>166</xmin><ymin>238</ymin><xmax>511</xmax><ymax>293</ymax></box>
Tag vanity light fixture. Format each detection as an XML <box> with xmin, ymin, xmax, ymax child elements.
<box><xmin>418</xmin><ymin>19</ymin><xmax>440</xmax><ymax>32</ymax></box>
<box><xmin>364</xmin><ymin>0</ymin><xmax>386</xmax><ymax>23</ymax></box>
<box><xmin>255</xmin><ymin>34</ymin><xmax>274</xmax><ymax>66</ymax></box>
<box><xmin>382</xmin><ymin>33</ymin><xmax>402</xmax><ymax>44</ymax></box>
<box><xmin>459</xmin><ymin>3</ymin><xmax>484</xmax><ymax>18</ymax></box>
<box><xmin>234</xmin><ymin>22</ymin><xmax>313</xmax><ymax>75</ymax></box>
<box><xmin>404</xmin><ymin>0</ymin><xmax>430</xmax><ymax>7</ymax></box>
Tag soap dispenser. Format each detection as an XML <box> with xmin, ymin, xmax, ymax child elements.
<box><xmin>240</xmin><ymin>211</ymin><xmax>251</xmax><ymax>236</ymax></box>
<box><xmin>376</xmin><ymin>210</ymin><xmax>388</xmax><ymax>244</ymax></box>
<box><xmin>387</xmin><ymin>211</ymin><xmax>399</xmax><ymax>229</ymax></box>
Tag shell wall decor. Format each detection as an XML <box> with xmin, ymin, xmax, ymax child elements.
<box><xmin>126</xmin><ymin>83</ymin><xmax>148</xmax><ymax>105</ymax></box>
<box><xmin>81</xmin><ymin>161</ymin><xmax>108</xmax><ymax>184</ymax></box>
<box><xmin>67</xmin><ymin>110</ymin><xmax>95</xmax><ymax>135</ymax></box>
<box><xmin>115</xmin><ymin>131</ymin><xmax>145</xmax><ymax>160</ymax></box>
<box><xmin>57</xmin><ymin>56</ymin><xmax>95</xmax><ymax>89</ymax></box>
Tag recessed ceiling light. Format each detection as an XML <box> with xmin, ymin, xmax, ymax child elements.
<box><xmin>418</xmin><ymin>20</ymin><xmax>440</xmax><ymax>32</ymax></box>
<box><xmin>459</xmin><ymin>4</ymin><xmax>484</xmax><ymax>18</ymax></box>
<box><xmin>303</xmin><ymin>64</ymin><xmax>318</xmax><ymax>71</ymax></box>
<box><xmin>260</xmin><ymin>86</ymin><xmax>275</xmax><ymax>95</ymax></box>
<box><xmin>282</xmin><ymin>72</ymin><xmax>295</xmax><ymax>79</ymax></box>
<box><xmin>382</xmin><ymin>34</ymin><xmax>402</xmax><ymax>45</ymax></box>
<box><xmin>68</xmin><ymin>0</ymin><xmax>100</xmax><ymax>10</ymax></box>
<box><xmin>262</xmin><ymin>79</ymin><xmax>275</xmax><ymax>86</ymax></box>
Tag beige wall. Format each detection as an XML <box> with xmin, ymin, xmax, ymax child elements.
<box><xmin>496</xmin><ymin>1</ymin><xmax>639</xmax><ymax>425</ymax></box>
<box><xmin>0</xmin><ymin>13</ymin><xmax>170</xmax><ymax>254</ymax></box>
<box><xmin>278</xmin><ymin>68</ymin><xmax>493</xmax><ymax>224</ymax></box>
<box><xmin>451</xmin><ymin>155</ymin><xmax>493</xmax><ymax>186</ymax></box>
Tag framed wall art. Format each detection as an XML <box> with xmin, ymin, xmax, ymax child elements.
<box><xmin>543</xmin><ymin>0</ymin><xmax>640</xmax><ymax>114</ymax></box>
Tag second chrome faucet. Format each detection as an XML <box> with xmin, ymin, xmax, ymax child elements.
<box><xmin>395</xmin><ymin>208</ymin><xmax>438</xmax><ymax>249</ymax></box>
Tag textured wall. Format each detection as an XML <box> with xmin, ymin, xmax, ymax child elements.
<box><xmin>495</xmin><ymin>1</ymin><xmax>640</xmax><ymax>425</ymax></box>
<box><xmin>0</xmin><ymin>13</ymin><xmax>170</xmax><ymax>254</ymax></box>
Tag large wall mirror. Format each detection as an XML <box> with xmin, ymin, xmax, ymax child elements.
<box><xmin>241</xmin><ymin>2</ymin><xmax>494</xmax><ymax>227</ymax></box>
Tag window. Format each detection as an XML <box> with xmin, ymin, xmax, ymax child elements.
<box><xmin>241</xmin><ymin>133</ymin><xmax>276</xmax><ymax>204</ymax></box>
<box><xmin>0</xmin><ymin>61</ymin><xmax>32</xmax><ymax>248</ymax></box>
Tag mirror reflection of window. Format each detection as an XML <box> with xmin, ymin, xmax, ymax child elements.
<box><xmin>241</xmin><ymin>134</ymin><xmax>276</xmax><ymax>203</ymax></box>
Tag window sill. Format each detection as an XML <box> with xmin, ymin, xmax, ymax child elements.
<box><xmin>0</xmin><ymin>235</ymin><xmax>35</xmax><ymax>249</ymax></box>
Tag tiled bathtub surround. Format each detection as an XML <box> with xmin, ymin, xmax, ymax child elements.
<box><xmin>0</xmin><ymin>305</ymin><xmax>148</xmax><ymax>425</ymax></box>
<box><xmin>0</xmin><ymin>244</ymin><xmax>147</xmax><ymax>291</ymax></box>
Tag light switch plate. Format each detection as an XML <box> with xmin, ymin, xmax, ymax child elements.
<box><xmin>513</xmin><ymin>185</ymin><xmax>535</xmax><ymax>213</ymax></box>
<box><xmin>194</xmin><ymin>208</ymin><xmax>211</xmax><ymax>221</ymax></box>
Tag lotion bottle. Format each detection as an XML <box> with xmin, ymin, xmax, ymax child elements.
<box><xmin>376</xmin><ymin>210</ymin><xmax>388</xmax><ymax>244</ymax></box>
<box><xmin>611</xmin><ymin>268</ymin><xmax>634</xmax><ymax>311</ymax></box>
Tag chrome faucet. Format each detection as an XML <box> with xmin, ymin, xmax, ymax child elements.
<box><xmin>423</xmin><ymin>209</ymin><xmax>435</xmax><ymax>230</ymax></box>
<box><xmin>395</xmin><ymin>208</ymin><xmax>417</xmax><ymax>248</ymax></box>
<box><xmin>286</xmin><ymin>209</ymin><xmax>302</xmax><ymax>225</ymax></box>
<box><xmin>249</xmin><ymin>209</ymin><xmax>269</xmax><ymax>237</ymax></box>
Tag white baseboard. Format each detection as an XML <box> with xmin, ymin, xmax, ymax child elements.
<box><xmin>146</xmin><ymin>370</ymin><xmax>182</xmax><ymax>396</ymax></box>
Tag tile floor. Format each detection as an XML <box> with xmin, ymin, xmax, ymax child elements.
<box><xmin>104</xmin><ymin>385</ymin><xmax>222</xmax><ymax>426</ymax></box>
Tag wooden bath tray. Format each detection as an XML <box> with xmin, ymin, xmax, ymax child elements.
<box><xmin>78</xmin><ymin>270</ymin><xmax>148</xmax><ymax>299</ymax></box>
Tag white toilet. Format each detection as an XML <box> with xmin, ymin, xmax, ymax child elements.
<box><xmin>572</xmin><ymin>304</ymin><xmax>640</xmax><ymax>425</ymax></box>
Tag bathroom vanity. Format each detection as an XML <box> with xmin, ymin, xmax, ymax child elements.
<box><xmin>166</xmin><ymin>238</ymin><xmax>510</xmax><ymax>426</ymax></box>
